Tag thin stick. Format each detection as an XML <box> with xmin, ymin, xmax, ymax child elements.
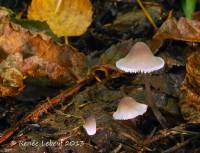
<box><xmin>136</xmin><ymin>0</ymin><xmax>158</xmax><ymax>30</ymax></box>
<box><xmin>143</xmin><ymin>123</ymin><xmax>186</xmax><ymax>145</ymax></box>
<box><xmin>111</xmin><ymin>144</ymin><xmax>122</xmax><ymax>153</ymax></box>
<box><xmin>0</xmin><ymin>75</ymin><xmax>94</xmax><ymax>145</ymax></box>
<box><xmin>163</xmin><ymin>137</ymin><xmax>197</xmax><ymax>153</ymax></box>
<box><xmin>144</xmin><ymin>74</ymin><xmax>168</xmax><ymax>128</ymax></box>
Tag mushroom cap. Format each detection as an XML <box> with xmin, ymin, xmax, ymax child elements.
<box><xmin>83</xmin><ymin>116</ymin><xmax>96</xmax><ymax>135</ymax></box>
<box><xmin>113</xmin><ymin>96</ymin><xmax>148</xmax><ymax>120</ymax></box>
<box><xmin>116</xmin><ymin>42</ymin><xmax>164</xmax><ymax>73</ymax></box>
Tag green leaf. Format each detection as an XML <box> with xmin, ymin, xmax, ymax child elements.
<box><xmin>182</xmin><ymin>0</ymin><xmax>197</xmax><ymax>19</ymax></box>
<box><xmin>11</xmin><ymin>18</ymin><xmax>62</xmax><ymax>43</ymax></box>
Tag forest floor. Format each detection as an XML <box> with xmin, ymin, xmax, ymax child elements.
<box><xmin>0</xmin><ymin>0</ymin><xmax>200</xmax><ymax>153</ymax></box>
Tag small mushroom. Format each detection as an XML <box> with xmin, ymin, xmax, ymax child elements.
<box><xmin>83</xmin><ymin>115</ymin><xmax>96</xmax><ymax>135</ymax></box>
<box><xmin>113</xmin><ymin>96</ymin><xmax>148</xmax><ymax>120</ymax></box>
<box><xmin>116</xmin><ymin>42</ymin><xmax>164</xmax><ymax>73</ymax></box>
<box><xmin>116</xmin><ymin>42</ymin><xmax>168</xmax><ymax>128</ymax></box>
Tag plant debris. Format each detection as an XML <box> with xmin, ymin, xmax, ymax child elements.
<box><xmin>0</xmin><ymin>10</ymin><xmax>87</xmax><ymax>96</ymax></box>
<box><xmin>154</xmin><ymin>16</ymin><xmax>200</xmax><ymax>42</ymax></box>
<box><xmin>28</xmin><ymin>0</ymin><xmax>93</xmax><ymax>37</ymax></box>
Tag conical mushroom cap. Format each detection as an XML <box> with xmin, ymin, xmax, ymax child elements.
<box><xmin>116</xmin><ymin>42</ymin><xmax>164</xmax><ymax>73</ymax></box>
<box><xmin>83</xmin><ymin>116</ymin><xmax>96</xmax><ymax>135</ymax></box>
<box><xmin>113</xmin><ymin>96</ymin><xmax>148</xmax><ymax>120</ymax></box>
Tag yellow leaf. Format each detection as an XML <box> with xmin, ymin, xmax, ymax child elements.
<box><xmin>28</xmin><ymin>0</ymin><xmax>93</xmax><ymax>37</ymax></box>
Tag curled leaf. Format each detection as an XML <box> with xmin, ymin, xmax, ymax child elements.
<box><xmin>154</xmin><ymin>17</ymin><xmax>200</xmax><ymax>42</ymax></box>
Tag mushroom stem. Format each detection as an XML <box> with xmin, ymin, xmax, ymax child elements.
<box><xmin>144</xmin><ymin>74</ymin><xmax>168</xmax><ymax>128</ymax></box>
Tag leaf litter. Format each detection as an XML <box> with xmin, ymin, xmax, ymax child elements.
<box><xmin>0</xmin><ymin>10</ymin><xmax>87</xmax><ymax>96</ymax></box>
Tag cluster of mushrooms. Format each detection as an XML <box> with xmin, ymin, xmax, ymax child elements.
<box><xmin>83</xmin><ymin>42</ymin><xmax>167</xmax><ymax>136</ymax></box>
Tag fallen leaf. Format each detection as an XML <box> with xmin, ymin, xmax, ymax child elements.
<box><xmin>180</xmin><ymin>51</ymin><xmax>200</xmax><ymax>123</ymax></box>
<box><xmin>154</xmin><ymin>17</ymin><xmax>200</xmax><ymax>42</ymax></box>
<box><xmin>109</xmin><ymin>5</ymin><xmax>162</xmax><ymax>33</ymax></box>
<box><xmin>185</xmin><ymin>51</ymin><xmax>200</xmax><ymax>94</ymax></box>
<box><xmin>28</xmin><ymin>0</ymin><xmax>93</xmax><ymax>37</ymax></box>
<box><xmin>100</xmin><ymin>39</ymin><xmax>135</xmax><ymax>68</ymax></box>
<box><xmin>180</xmin><ymin>85</ymin><xmax>200</xmax><ymax>123</ymax></box>
<box><xmin>0</xmin><ymin>53</ymin><xmax>24</xmax><ymax>96</ymax></box>
<box><xmin>22</xmin><ymin>56</ymin><xmax>66</xmax><ymax>80</ymax></box>
<box><xmin>0</xmin><ymin>9</ymin><xmax>87</xmax><ymax>96</ymax></box>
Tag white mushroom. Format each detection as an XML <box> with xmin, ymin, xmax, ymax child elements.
<box><xmin>115</xmin><ymin>42</ymin><xmax>168</xmax><ymax>128</ymax></box>
<box><xmin>83</xmin><ymin>116</ymin><xmax>96</xmax><ymax>135</ymax></box>
<box><xmin>116</xmin><ymin>42</ymin><xmax>164</xmax><ymax>73</ymax></box>
<box><xmin>113</xmin><ymin>96</ymin><xmax>148</xmax><ymax>120</ymax></box>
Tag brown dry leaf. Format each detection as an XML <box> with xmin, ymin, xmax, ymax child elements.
<box><xmin>24</xmin><ymin>35</ymin><xmax>87</xmax><ymax>82</ymax></box>
<box><xmin>154</xmin><ymin>17</ymin><xmax>200</xmax><ymax>42</ymax></box>
<box><xmin>28</xmin><ymin>0</ymin><xmax>93</xmax><ymax>37</ymax></box>
<box><xmin>0</xmin><ymin>10</ymin><xmax>87</xmax><ymax>96</ymax></box>
<box><xmin>180</xmin><ymin>51</ymin><xmax>200</xmax><ymax>123</ymax></box>
<box><xmin>0</xmin><ymin>53</ymin><xmax>24</xmax><ymax>96</ymax></box>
